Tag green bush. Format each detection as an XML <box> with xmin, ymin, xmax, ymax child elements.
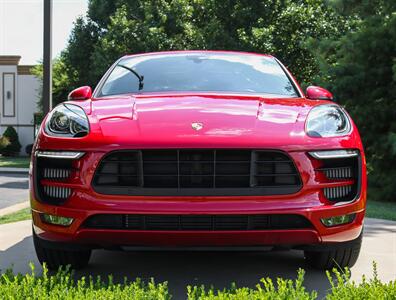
<box><xmin>0</xmin><ymin>136</ymin><xmax>10</xmax><ymax>151</ymax></box>
<box><xmin>0</xmin><ymin>263</ymin><xmax>170</xmax><ymax>300</ymax></box>
<box><xmin>0</xmin><ymin>126</ymin><xmax>22</xmax><ymax>156</ymax></box>
<box><xmin>187</xmin><ymin>269</ymin><xmax>317</xmax><ymax>300</ymax></box>
<box><xmin>326</xmin><ymin>264</ymin><xmax>396</xmax><ymax>300</ymax></box>
<box><xmin>1</xmin><ymin>263</ymin><xmax>395</xmax><ymax>299</ymax></box>
<box><xmin>187</xmin><ymin>263</ymin><xmax>396</xmax><ymax>300</ymax></box>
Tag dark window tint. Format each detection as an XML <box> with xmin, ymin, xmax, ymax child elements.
<box><xmin>99</xmin><ymin>53</ymin><xmax>298</xmax><ymax>97</ymax></box>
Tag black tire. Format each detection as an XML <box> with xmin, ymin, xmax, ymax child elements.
<box><xmin>33</xmin><ymin>230</ymin><xmax>91</xmax><ymax>270</ymax></box>
<box><xmin>304</xmin><ymin>233</ymin><xmax>362</xmax><ymax>270</ymax></box>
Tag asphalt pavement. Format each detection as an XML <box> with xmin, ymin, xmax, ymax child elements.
<box><xmin>0</xmin><ymin>218</ymin><xmax>395</xmax><ymax>299</ymax></box>
<box><xmin>0</xmin><ymin>173</ymin><xmax>29</xmax><ymax>209</ymax></box>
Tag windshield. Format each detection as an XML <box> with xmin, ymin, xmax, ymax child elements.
<box><xmin>98</xmin><ymin>53</ymin><xmax>298</xmax><ymax>97</ymax></box>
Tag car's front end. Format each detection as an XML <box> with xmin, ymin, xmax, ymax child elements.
<box><xmin>30</xmin><ymin>51</ymin><xmax>366</xmax><ymax>270</ymax></box>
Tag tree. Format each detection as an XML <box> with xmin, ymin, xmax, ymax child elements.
<box><xmin>308</xmin><ymin>0</ymin><xmax>396</xmax><ymax>201</ymax></box>
<box><xmin>89</xmin><ymin>0</ymin><xmax>353</xmax><ymax>86</ymax></box>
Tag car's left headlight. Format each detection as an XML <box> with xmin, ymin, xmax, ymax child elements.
<box><xmin>306</xmin><ymin>104</ymin><xmax>351</xmax><ymax>137</ymax></box>
<box><xmin>45</xmin><ymin>104</ymin><xmax>89</xmax><ymax>137</ymax></box>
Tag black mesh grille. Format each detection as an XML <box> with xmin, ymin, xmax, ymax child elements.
<box><xmin>92</xmin><ymin>150</ymin><xmax>302</xmax><ymax>196</ymax></box>
<box><xmin>34</xmin><ymin>155</ymin><xmax>74</xmax><ymax>205</ymax></box>
<box><xmin>317</xmin><ymin>155</ymin><xmax>360</xmax><ymax>202</ymax></box>
<box><xmin>84</xmin><ymin>214</ymin><xmax>312</xmax><ymax>231</ymax></box>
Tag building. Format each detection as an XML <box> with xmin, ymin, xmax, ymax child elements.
<box><xmin>0</xmin><ymin>55</ymin><xmax>40</xmax><ymax>154</ymax></box>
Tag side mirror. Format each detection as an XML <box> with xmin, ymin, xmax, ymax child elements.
<box><xmin>306</xmin><ymin>86</ymin><xmax>333</xmax><ymax>101</ymax></box>
<box><xmin>68</xmin><ymin>86</ymin><xmax>92</xmax><ymax>101</ymax></box>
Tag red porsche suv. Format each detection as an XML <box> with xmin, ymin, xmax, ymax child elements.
<box><xmin>30</xmin><ymin>51</ymin><xmax>366</xmax><ymax>270</ymax></box>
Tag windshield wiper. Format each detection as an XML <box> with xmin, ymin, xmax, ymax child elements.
<box><xmin>117</xmin><ymin>64</ymin><xmax>144</xmax><ymax>90</ymax></box>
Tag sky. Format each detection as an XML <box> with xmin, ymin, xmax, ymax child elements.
<box><xmin>0</xmin><ymin>0</ymin><xmax>88</xmax><ymax>65</ymax></box>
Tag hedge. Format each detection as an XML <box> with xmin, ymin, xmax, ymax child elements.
<box><xmin>0</xmin><ymin>263</ymin><xmax>170</xmax><ymax>300</ymax></box>
<box><xmin>0</xmin><ymin>263</ymin><xmax>394</xmax><ymax>299</ymax></box>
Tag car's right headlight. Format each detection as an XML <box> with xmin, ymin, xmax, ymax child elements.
<box><xmin>45</xmin><ymin>103</ymin><xmax>89</xmax><ymax>137</ymax></box>
<box><xmin>305</xmin><ymin>104</ymin><xmax>351</xmax><ymax>138</ymax></box>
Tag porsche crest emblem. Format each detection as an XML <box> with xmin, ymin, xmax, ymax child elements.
<box><xmin>191</xmin><ymin>122</ymin><xmax>203</xmax><ymax>131</ymax></box>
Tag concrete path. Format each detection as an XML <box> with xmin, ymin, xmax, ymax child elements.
<box><xmin>0</xmin><ymin>167</ymin><xmax>29</xmax><ymax>173</ymax></box>
<box><xmin>0</xmin><ymin>218</ymin><xmax>395</xmax><ymax>299</ymax></box>
<box><xmin>0</xmin><ymin>173</ymin><xmax>29</xmax><ymax>209</ymax></box>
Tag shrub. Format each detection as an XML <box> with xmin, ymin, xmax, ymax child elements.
<box><xmin>0</xmin><ymin>136</ymin><xmax>10</xmax><ymax>151</ymax></box>
<box><xmin>0</xmin><ymin>263</ymin><xmax>170</xmax><ymax>300</ymax></box>
<box><xmin>187</xmin><ymin>269</ymin><xmax>317</xmax><ymax>300</ymax></box>
<box><xmin>326</xmin><ymin>263</ymin><xmax>396</xmax><ymax>300</ymax></box>
<box><xmin>0</xmin><ymin>126</ymin><xmax>21</xmax><ymax>156</ymax></box>
<box><xmin>1</xmin><ymin>263</ymin><xmax>395</xmax><ymax>299</ymax></box>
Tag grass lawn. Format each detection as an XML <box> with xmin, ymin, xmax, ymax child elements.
<box><xmin>0</xmin><ymin>156</ymin><xmax>30</xmax><ymax>168</ymax></box>
<box><xmin>0</xmin><ymin>207</ymin><xmax>31</xmax><ymax>225</ymax></box>
<box><xmin>366</xmin><ymin>200</ymin><xmax>396</xmax><ymax>221</ymax></box>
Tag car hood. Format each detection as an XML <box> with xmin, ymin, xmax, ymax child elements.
<box><xmin>88</xmin><ymin>93</ymin><xmax>331</xmax><ymax>148</ymax></box>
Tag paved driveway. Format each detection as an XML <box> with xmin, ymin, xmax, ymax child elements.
<box><xmin>0</xmin><ymin>218</ymin><xmax>395</xmax><ymax>299</ymax></box>
<box><xmin>0</xmin><ymin>173</ymin><xmax>29</xmax><ymax>209</ymax></box>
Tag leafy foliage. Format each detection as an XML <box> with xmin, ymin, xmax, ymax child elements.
<box><xmin>43</xmin><ymin>0</ymin><xmax>352</xmax><ymax>105</ymax></box>
<box><xmin>326</xmin><ymin>262</ymin><xmax>396</xmax><ymax>300</ymax></box>
<box><xmin>36</xmin><ymin>0</ymin><xmax>396</xmax><ymax>201</ymax></box>
<box><xmin>0</xmin><ymin>136</ymin><xmax>10</xmax><ymax>151</ymax></box>
<box><xmin>188</xmin><ymin>269</ymin><xmax>317</xmax><ymax>299</ymax></box>
<box><xmin>1</xmin><ymin>263</ymin><xmax>395</xmax><ymax>299</ymax></box>
<box><xmin>0</xmin><ymin>126</ymin><xmax>21</xmax><ymax>156</ymax></box>
<box><xmin>0</xmin><ymin>264</ymin><xmax>170</xmax><ymax>300</ymax></box>
<box><xmin>308</xmin><ymin>0</ymin><xmax>396</xmax><ymax>201</ymax></box>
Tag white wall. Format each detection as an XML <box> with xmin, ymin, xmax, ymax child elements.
<box><xmin>0</xmin><ymin>64</ymin><xmax>40</xmax><ymax>154</ymax></box>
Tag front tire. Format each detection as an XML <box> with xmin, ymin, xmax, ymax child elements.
<box><xmin>304</xmin><ymin>233</ymin><xmax>362</xmax><ymax>270</ymax></box>
<box><xmin>33</xmin><ymin>230</ymin><xmax>91</xmax><ymax>270</ymax></box>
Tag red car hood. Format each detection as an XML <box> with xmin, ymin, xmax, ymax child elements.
<box><xmin>88</xmin><ymin>93</ymin><xmax>334</xmax><ymax>149</ymax></box>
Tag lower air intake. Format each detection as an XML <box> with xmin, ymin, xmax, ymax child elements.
<box><xmin>83</xmin><ymin>214</ymin><xmax>312</xmax><ymax>231</ymax></box>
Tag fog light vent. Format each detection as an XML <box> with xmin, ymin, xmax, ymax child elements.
<box><xmin>43</xmin><ymin>168</ymin><xmax>71</xmax><ymax>180</ymax></box>
<box><xmin>324</xmin><ymin>185</ymin><xmax>352</xmax><ymax>200</ymax></box>
<box><xmin>323</xmin><ymin>167</ymin><xmax>352</xmax><ymax>179</ymax></box>
<box><xmin>43</xmin><ymin>186</ymin><xmax>72</xmax><ymax>199</ymax></box>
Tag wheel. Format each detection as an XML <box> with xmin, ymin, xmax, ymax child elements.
<box><xmin>304</xmin><ymin>233</ymin><xmax>362</xmax><ymax>270</ymax></box>
<box><xmin>33</xmin><ymin>230</ymin><xmax>91</xmax><ymax>270</ymax></box>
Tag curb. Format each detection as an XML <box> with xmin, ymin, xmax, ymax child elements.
<box><xmin>0</xmin><ymin>201</ymin><xmax>30</xmax><ymax>217</ymax></box>
<box><xmin>0</xmin><ymin>167</ymin><xmax>29</xmax><ymax>173</ymax></box>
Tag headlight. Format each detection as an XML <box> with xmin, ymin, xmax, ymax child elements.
<box><xmin>306</xmin><ymin>104</ymin><xmax>351</xmax><ymax>137</ymax></box>
<box><xmin>45</xmin><ymin>104</ymin><xmax>89</xmax><ymax>137</ymax></box>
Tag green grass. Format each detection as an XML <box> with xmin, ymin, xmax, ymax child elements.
<box><xmin>0</xmin><ymin>207</ymin><xmax>31</xmax><ymax>225</ymax></box>
<box><xmin>0</xmin><ymin>156</ymin><xmax>30</xmax><ymax>168</ymax></box>
<box><xmin>366</xmin><ymin>200</ymin><xmax>396</xmax><ymax>221</ymax></box>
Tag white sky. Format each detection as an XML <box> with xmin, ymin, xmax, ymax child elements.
<box><xmin>0</xmin><ymin>0</ymin><xmax>88</xmax><ymax>65</ymax></box>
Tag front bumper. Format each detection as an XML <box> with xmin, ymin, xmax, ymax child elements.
<box><xmin>30</xmin><ymin>149</ymin><xmax>366</xmax><ymax>248</ymax></box>
<box><xmin>31</xmin><ymin>195</ymin><xmax>365</xmax><ymax>249</ymax></box>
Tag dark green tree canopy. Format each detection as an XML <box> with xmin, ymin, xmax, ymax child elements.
<box><xmin>37</xmin><ymin>0</ymin><xmax>396</xmax><ymax>201</ymax></box>
<box><xmin>50</xmin><ymin>0</ymin><xmax>352</xmax><ymax>105</ymax></box>
<box><xmin>308</xmin><ymin>0</ymin><xmax>396</xmax><ymax>201</ymax></box>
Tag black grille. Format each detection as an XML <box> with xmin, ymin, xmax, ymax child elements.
<box><xmin>34</xmin><ymin>155</ymin><xmax>74</xmax><ymax>204</ymax></box>
<box><xmin>317</xmin><ymin>155</ymin><xmax>360</xmax><ymax>202</ymax></box>
<box><xmin>92</xmin><ymin>150</ymin><xmax>302</xmax><ymax>196</ymax></box>
<box><xmin>84</xmin><ymin>214</ymin><xmax>312</xmax><ymax>231</ymax></box>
